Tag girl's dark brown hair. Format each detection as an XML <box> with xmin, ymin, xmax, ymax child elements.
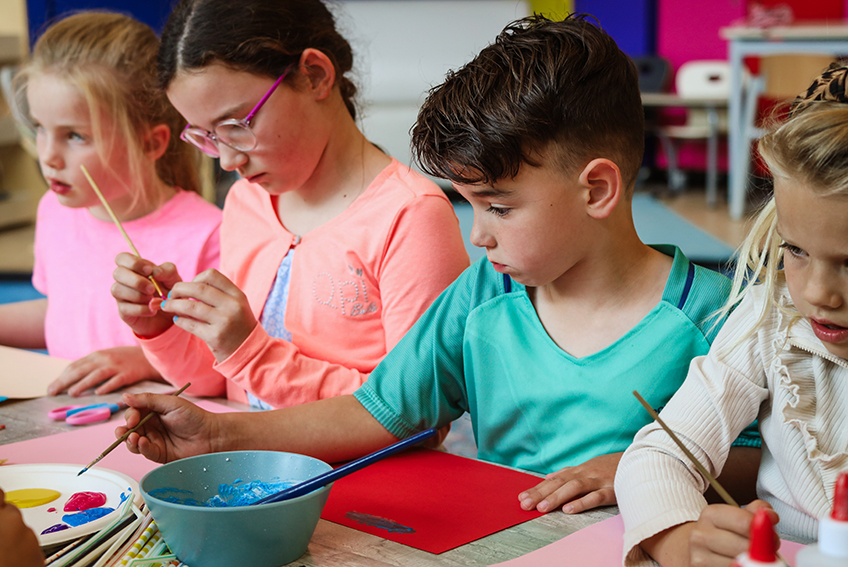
<box><xmin>412</xmin><ymin>14</ymin><xmax>645</xmax><ymax>189</ymax></box>
<box><xmin>159</xmin><ymin>0</ymin><xmax>358</xmax><ymax>119</ymax></box>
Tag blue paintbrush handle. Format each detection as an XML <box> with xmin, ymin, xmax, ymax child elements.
<box><xmin>252</xmin><ymin>428</ymin><xmax>438</xmax><ymax>505</ymax></box>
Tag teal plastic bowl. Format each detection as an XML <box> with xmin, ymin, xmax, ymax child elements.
<box><xmin>140</xmin><ymin>451</ymin><xmax>333</xmax><ymax>567</ymax></box>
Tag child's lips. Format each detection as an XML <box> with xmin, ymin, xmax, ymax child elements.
<box><xmin>810</xmin><ymin>318</ymin><xmax>848</xmax><ymax>343</ymax></box>
<box><xmin>49</xmin><ymin>179</ymin><xmax>72</xmax><ymax>195</ymax></box>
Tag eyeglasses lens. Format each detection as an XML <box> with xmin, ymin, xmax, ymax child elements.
<box><xmin>216</xmin><ymin>123</ymin><xmax>257</xmax><ymax>153</ymax></box>
<box><xmin>181</xmin><ymin>128</ymin><xmax>221</xmax><ymax>158</ymax></box>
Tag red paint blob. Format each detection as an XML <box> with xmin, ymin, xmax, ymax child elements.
<box><xmin>47</xmin><ymin>507</ymin><xmax>56</xmax><ymax>513</ymax></box>
<box><xmin>63</xmin><ymin>491</ymin><xmax>107</xmax><ymax>512</ymax></box>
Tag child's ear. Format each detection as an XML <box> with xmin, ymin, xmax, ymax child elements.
<box><xmin>298</xmin><ymin>48</ymin><xmax>336</xmax><ymax>101</ymax></box>
<box><xmin>578</xmin><ymin>158</ymin><xmax>622</xmax><ymax>220</ymax></box>
<box><xmin>143</xmin><ymin>124</ymin><xmax>171</xmax><ymax>161</ymax></box>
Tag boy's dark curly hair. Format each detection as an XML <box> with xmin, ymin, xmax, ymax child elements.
<box><xmin>412</xmin><ymin>14</ymin><xmax>644</xmax><ymax>189</ymax></box>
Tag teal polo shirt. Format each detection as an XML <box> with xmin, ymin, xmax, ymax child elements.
<box><xmin>356</xmin><ymin>246</ymin><xmax>752</xmax><ymax>474</ymax></box>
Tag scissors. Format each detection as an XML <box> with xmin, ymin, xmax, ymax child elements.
<box><xmin>48</xmin><ymin>402</ymin><xmax>126</xmax><ymax>426</ymax></box>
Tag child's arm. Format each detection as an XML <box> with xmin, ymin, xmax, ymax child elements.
<box><xmin>118</xmin><ymin>391</ymin><xmax>397</xmax><ymax>464</ymax></box>
<box><xmin>0</xmin><ymin>489</ymin><xmax>45</xmax><ymax>567</ymax></box>
<box><xmin>47</xmin><ymin>346</ymin><xmax>164</xmax><ymax>396</ymax></box>
<box><xmin>0</xmin><ymin>299</ymin><xmax>47</xmax><ymax>349</ymax></box>
<box><xmin>640</xmin><ymin>500</ymin><xmax>777</xmax><ymax>567</ymax></box>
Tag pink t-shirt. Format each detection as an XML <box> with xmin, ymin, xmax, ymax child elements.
<box><xmin>32</xmin><ymin>189</ymin><xmax>221</xmax><ymax>359</ymax></box>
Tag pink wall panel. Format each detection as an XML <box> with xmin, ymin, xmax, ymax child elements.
<box><xmin>657</xmin><ymin>0</ymin><xmax>744</xmax><ymax>74</ymax></box>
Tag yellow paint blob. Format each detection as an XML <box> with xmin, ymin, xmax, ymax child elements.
<box><xmin>5</xmin><ymin>488</ymin><xmax>61</xmax><ymax>508</ymax></box>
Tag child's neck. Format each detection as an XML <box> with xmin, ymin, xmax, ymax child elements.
<box><xmin>275</xmin><ymin>101</ymin><xmax>391</xmax><ymax>237</ymax></box>
<box><xmin>529</xmin><ymin>231</ymin><xmax>673</xmax><ymax>358</ymax></box>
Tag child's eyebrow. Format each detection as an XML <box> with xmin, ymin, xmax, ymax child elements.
<box><xmin>466</xmin><ymin>187</ymin><xmax>515</xmax><ymax>198</ymax></box>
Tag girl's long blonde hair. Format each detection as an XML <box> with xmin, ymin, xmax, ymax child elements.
<box><xmin>724</xmin><ymin>63</ymin><xmax>848</xmax><ymax>335</ymax></box>
<box><xmin>15</xmin><ymin>11</ymin><xmax>201</xmax><ymax>209</ymax></box>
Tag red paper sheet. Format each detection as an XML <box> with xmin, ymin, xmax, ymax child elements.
<box><xmin>320</xmin><ymin>448</ymin><xmax>544</xmax><ymax>554</ymax></box>
<box><xmin>0</xmin><ymin>400</ymin><xmax>235</xmax><ymax>481</ymax></box>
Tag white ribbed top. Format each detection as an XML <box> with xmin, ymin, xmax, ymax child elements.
<box><xmin>615</xmin><ymin>281</ymin><xmax>848</xmax><ymax>567</ymax></box>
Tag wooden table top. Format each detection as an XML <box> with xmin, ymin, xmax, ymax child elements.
<box><xmin>0</xmin><ymin>385</ymin><xmax>617</xmax><ymax>566</ymax></box>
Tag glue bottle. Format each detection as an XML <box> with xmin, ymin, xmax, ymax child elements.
<box><xmin>797</xmin><ymin>471</ymin><xmax>848</xmax><ymax>567</ymax></box>
<box><xmin>730</xmin><ymin>507</ymin><xmax>787</xmax><ymax>567</ymax></box>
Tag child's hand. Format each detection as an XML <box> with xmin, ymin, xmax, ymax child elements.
<box><xmin>47</xmin><ymin>346</ymin><xmax>162</xmax><ymax>396</ymax></box>
<box><xmin>159</xmin><ymin>269</ymin><xmax>257</xmax><ymax>362</ymax></box>
<box><xmin>112</xmin><ymin>253</ymin><xmax>182</xmax><ymax>338</ymax></box>
<box><xmin>518</xmin><ymin>451</ymin><xmax>622</xmax><ymax>514</ymax></box>
<box><xmin>0</xmin><ymin>489</ymin><xmax>45</xmax><ymax>567</ymax></box>
<box><xmin>687</xmin><ymin>500</ymin><xmax>779</xmax><ymax>567</ymax></box>
<box><xmin>118</xmin><ymin>392</ymin><xmax>218</xmax><ymax>463</ymax></box>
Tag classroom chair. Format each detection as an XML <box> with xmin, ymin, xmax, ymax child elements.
<box><xmin>657</xmin><ymin>60</ymin><xmax>732</xmax><ymax>205</ymax></box>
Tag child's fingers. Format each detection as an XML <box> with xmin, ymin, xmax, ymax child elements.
<box><xmin>112</xmin><ymin>266</ymin><xmax>158</xmax><ymax>299</ymax></box>
<box><xmin>558</xmin><ymin>486</ymin><xmax>615</xmax><ymax>514</ymax></box>
<box><xmin>689</xmin><ymin>518</ymin><xmax>750</xmax><ymax>564</ymax></box>
<box><xmin>190</xmin><ymin>268</ymin><xmax>242</xmax><ymax>295</ymax></box>
<box><xmin>519</xmin><ymin>475</ymin><xmax>614</xmax><ymax>514</ymax></box>
<box><xmin>700</xmin><ymin>503</ymin><xmax>757</xmax><ymax>537</ymax></box>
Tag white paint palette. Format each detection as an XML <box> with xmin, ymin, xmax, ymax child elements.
<box><xmin>0</xmin><ymin>463</ymin><xmax>140</xmax><ymax>546</ymax></box>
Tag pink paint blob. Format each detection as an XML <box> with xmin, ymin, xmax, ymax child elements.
<box><xmin>47</xmin><ymin>507</ymin><xmax>56</xmax><ymax>513</ymax></box>
<box><xmin>63</xmin><ymin>491</ymin><xmax>107</xmax><ymax>512</ymax></box>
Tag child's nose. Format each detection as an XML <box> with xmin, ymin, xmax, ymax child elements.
<box><xmin>469</xmin><ymin>217</ymin><xmax>495</xmax><ymax>249</ymax></box>
<box><xmin>217</xmin><ymin>144</ymin><xmax>248</xmax><ymax>172</ymax></box>
<box><xmin>803</xmin><ymin>267</ymin><xmax>843</xmax><ymax>310</ymax></box>
<box><xmin>39</xmin><ymin>138</ymin><xmax>64</xmax><ymax>170</ymax></box>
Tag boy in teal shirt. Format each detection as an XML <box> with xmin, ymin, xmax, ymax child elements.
<box><xmin>117</xmin><ymin>14</ymin><xmax>759</xmax><ymax>515</ymax></box>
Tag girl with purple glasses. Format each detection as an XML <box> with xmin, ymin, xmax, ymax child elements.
<box><xmin>111</xmin><ymin>0</ymin><xmax>468</xmax><ymax>409</ymax></box>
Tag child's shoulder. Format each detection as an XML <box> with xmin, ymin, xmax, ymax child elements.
<box><xmin>651</xmin><ymin>244</ymin><xmax>732</xmax><ymax>341</ymax></box>
<box><xmin>367</xmin><ymin>159</ymin><xmax>452</xmax><ymax>203</ymax></box>
<box><xmin>154</xmin><ymin>189</ymin><xmax>222</xmax><ymax>226</ymax></box>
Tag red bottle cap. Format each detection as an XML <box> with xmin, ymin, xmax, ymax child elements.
<box><xmin>748</xmin><ymin>508</ymin><xmax>778</xmax><ymax>563</ymax></box>
<box><xmin>833</xmin><ymin>471</ymin><xmax>848</xmax><ymax>522</ymax></box>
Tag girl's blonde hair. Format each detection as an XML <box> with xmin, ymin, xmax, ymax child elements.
<box><xmin>15</xmin><ymin>11</ymin><xmax>201</xmax><ymax>209</ymax></box>
<box><xmin>723</xmin><ymin>63</ymin><xmax>848</xmax><ymax>334</ymax></box>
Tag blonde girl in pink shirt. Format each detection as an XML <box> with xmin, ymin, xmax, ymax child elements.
<box><xmin>0</xmin><ymin>12</ymin><xmax>221</xmax><ymax>396</ymax></box>
<box><xmin>111</xmin><ymin>0</ymin><xmax>468</xmax><ymax>408</ymax></box>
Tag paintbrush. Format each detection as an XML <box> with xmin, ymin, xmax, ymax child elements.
<box><xmin>633</xmin><ymin>391</ymin><xmax>789</xmax><ymax>565</ymax></box>
<box><xmin>78</xmin><ymin>382</ymin><xmax>191</xmax><ymax>476</ymax></box>
<box><xmin>79</xmin><ymin>164</ymin><xmax>166</xmax><ymax>298</ymax></box>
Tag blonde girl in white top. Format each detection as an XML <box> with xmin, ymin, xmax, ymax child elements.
<box><xmin>615</xmin><ymin>64</ymin><xmax>848</xmax><ymax>567</ymax></box>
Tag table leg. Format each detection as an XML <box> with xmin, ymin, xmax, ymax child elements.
<box><xmin>706</xmin><ymin>106</ymin><xmax>719</xmax><ymax>208</ymax></box>
<box><xmin>728</xmin><ymin>41</ymin><xmax>746</xmax><ymax>220</ymax></box>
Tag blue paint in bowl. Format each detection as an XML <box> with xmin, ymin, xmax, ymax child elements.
<box><xmin>141</xmin><ymin>451</ymin><xmax>333</xmax><ymax>567</ymax></box>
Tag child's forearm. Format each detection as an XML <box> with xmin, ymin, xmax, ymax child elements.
<box><xmin>218</xmin><ymin>394</ymin><xmax>399</xmax><ymax>464</ymax></box>
<box><xmin>639</xmin><ymin>523</ymin><xmax>694</xmax><ymax>567</ymax></box>
<box><xmin>0</xmin><ymin>299</ymin><xmax>47</xmax><ymax>349</ymax></box>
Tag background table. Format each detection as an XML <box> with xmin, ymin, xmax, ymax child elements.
<box><xmin>721</xmin><ymin>23</ymin><xmax>848</xmax><ymax>219</ymax></box>
<box><xmin>0</xmin><ymin>386</ymin><xmax>617</xmax><ymax>566</ymax></box>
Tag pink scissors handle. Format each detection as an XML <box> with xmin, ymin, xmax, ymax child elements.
<box><xmin>48</xmin><ymin>405</ymin><xmax>87</xmax><ymax>421</ymax></box>
<box><xmin>66</xmin><ymin>406</ymin><xmax>113</xmax><ymax>426</ymax></box>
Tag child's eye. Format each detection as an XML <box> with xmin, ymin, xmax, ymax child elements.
<box><xmin>779</xmin><ymin>242</ymin><xmax>805</xmax><ymax>258</ymax></box>
<box><xmin>486</xmin><ymin>205</ymin><xmax>510</xmax><ymax>218</ymax></box>
<box><xmin>68</xmin><ymin>132</ymin><xmax>87</xmax><ymax>143</ymax></box>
